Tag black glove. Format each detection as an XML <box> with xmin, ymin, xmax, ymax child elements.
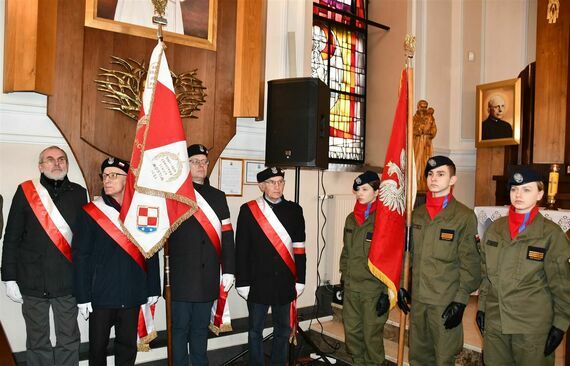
<box><xmin>397</xmin><ymin>288</ymin><xmax>411</xmax><ymax>314</ymax></box>
<box><xmin>376</xmin><ymin>293</ymin><xmax>390</xmax><ymax>317</ymax></box>
<box><xmin>441</xmin><ymin>302</ymin><xmax>466</xmax><ymax>329</ymax></box>
<box><xmin>544</xmin><ymin>326</ymin><xmax>564</xmax><ymax>356</ymax></box>
<box><xmin>476</xmin><ymin>311</ymin><xmax>485</xmax><ymax>334</ymax></box>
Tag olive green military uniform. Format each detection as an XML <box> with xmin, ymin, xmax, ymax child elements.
<box><xmin>478</xmin><ymin>214</ymin><xmax>570</xmax><ymax>366</ymax></box>
<box><xmin>409</xmin><ymin>198</ymin><xmax>480</xmax><ymax>366</ymax></box>
<box><xmin>340</xmin><ymin>211</ymin><xmax>388</xmax><ymax>366</ymax></box>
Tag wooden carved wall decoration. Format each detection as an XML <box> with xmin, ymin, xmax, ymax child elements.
<box><xmin>53</xmin><ymin>0</ymin><xmax>235</xmax><ymax>194</ymax></box>
<box><xmin>94</xmin><ymin>56</ymin><xmax>206</xmax><ymax>120</ymax></box>
<box><xmin>4</xmin><ymin>0</ymin><xmax>267</xmax><ymax>195</ymax></box>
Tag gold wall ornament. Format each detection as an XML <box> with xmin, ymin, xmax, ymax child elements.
<box><xmin>95</xmin><ymin>56</ymin><xmax>207</xmax><ymax>120</ymax></box>
<box><xmin>404</xmin><ymin>34</ymin><xmax>416</xmax><ymax>58</ymax></box>
<box><xmin>547</xmin><ymin>0</ymin><xmax>559</xmax><ymax>24</ymax></box>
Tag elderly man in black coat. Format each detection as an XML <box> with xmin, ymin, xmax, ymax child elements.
<box><xmin>235</xmin><ymin>167</ymin><xmax>307</xmax><ymax>366</ymax></box>
<box><xmin>167</xmin><ymin>144</ymin><xmax>236</xmax><ymax>366</ymax></box>
<box><xmin>2</xmin><ymin>146</ymin><xmax>87</xmax><ymax>366</ymax></box>
<box><xmin>73</xmin><ymin>157</ymin><xmax>160</xmax><ymax>366</ymax></box>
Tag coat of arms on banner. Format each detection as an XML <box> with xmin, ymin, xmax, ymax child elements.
<box><xmin>137</xmin><ymin>206</ymin><xmax>159</xmax><ymax>233</ymax></box>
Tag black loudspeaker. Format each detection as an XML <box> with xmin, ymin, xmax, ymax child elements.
<box><xmin>266</xmin><ymin>78</ymin><xmax>330</xmax><ymax>169</ymax></box>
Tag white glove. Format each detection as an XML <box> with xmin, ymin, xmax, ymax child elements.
<box><xmin>236</xmin><ymin>286</ymin><xmax>250</xmax><ymax>300</ymax></box>
<box><xmin>5</xmin><ymin>281</ymin><xmax>23</xmax><ymax>303</ymax></box>
<box><xmin>222</xmin><ymin>274</ymin><xmax>235</xmax><ymax>292</ymax></box>
<box><xmin>77</xmin><ymin>302</ymin><xmax>93</xmax><ymax>320</ymax></box>
<box><xmin>295</xmin><ymin>283</ymin><xmax>305</xmax><ymax>297</ymax></box>
<box><xmin>147</xmin><ymin>296</ymin><xmax>159</xmax><ymax>305</ymax></box>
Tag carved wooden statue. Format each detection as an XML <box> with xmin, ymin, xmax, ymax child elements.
<box><xmin>413</xmin><ymin>100</ymin><xmax>437</xmax><ymax>192</ymax></box>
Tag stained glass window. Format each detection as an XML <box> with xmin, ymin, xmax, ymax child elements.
<box><xmin>312</xmin><ymin>0</ymin><xmax>367</xmax><ymax>163</ymax></box>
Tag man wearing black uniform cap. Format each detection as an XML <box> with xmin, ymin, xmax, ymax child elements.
<box><xmin>397</xmin><ymin>155</ymin><xmax>480</xmax><ymax>366</ymax></box>
<box><xmin>73</xmin><ymin>157</ymin><xmax>161</xmax><ymax>366</ymax></box>
<box><xmin>168</xmin><ymin>144</ymin><xmax>236</xmax><ymax>365</ymax></box>
<box><xmin>235</xmin><ymin>167</ymin><xmax>307</xmax><ymax>366</ymax></box>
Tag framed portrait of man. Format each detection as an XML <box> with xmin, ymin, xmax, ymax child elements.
<box><xmin>475</xmin><ymin>78</ymin><xmax>521</xmax><ymax>147</ymax></box>
<box><xmin>85</xmin><ymin>0</ymin><xmax>217</xmax><ymax>50</ymax></box>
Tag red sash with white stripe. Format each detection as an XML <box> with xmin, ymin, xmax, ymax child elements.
<box><xmin>192</xmin><ymin>190</ymin><xmax>233</xmax><ymax>334</ymax></box>
<box><xmin>247</xmin><ymin>198</ymin><xmax>297</xmax><ymax>276</ymax></box>
<box><xmin>83</xmin><ymin>197</ymin><xmax>156</xmax><ymax>350</ymax></box>
<box><xmin>83</xmin><ymin>198</ymin><xmax>147</xmax><ymax>271</ymax></box>
<box><xmin>21</xmin><ymin>180</ymin><xmax>73</xmax><ymax>262</ymax></box>
<box><xmin>247</xmin><ymin>197</ymin><xmax>304</xmax><ymax>343</ymax></box>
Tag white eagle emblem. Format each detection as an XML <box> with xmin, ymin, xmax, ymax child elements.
<box><xmin>379</xmin><ymin>149</ymin><xmax>406</xmax><ymax>215</ymax></box>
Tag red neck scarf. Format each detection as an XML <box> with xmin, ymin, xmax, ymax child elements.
<box><xmin>353</xmin><ymin>200</ymin><xmax>378</xmax><ymax>226</ymax></box>
<box><xmin>508</xmin><ymin>205</ymin><xmax>540</xmax><ymax>239</ymax></box>
<box><xmin>426</xmin><ymin>191</ymin><xmax>453</xmax><ymax>219</ymax></box>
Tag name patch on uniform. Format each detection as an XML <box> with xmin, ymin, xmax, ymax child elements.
<box><xmin>366</xmin><ymin>232</ymin><xmax>373</xmax><ymax>241</ymax></box>
<box><xmin>527</xmin><ymin>246</ymin><xmax>545</xmax><ymax>262</ymax></box>
<box><xmin>439</xmin><ymin>229</ymin><xmax>455</xmax><ymax>241</ymax></box>
<box><xmin>345</xmin><ymin>228</ymin><xmax>353</xmax><ymax>234</ymax></box>
<box><xmin>486</xmin><ymin>240</ymin><xmax>498</xmax><ymax>247</ymax></box>
<box><xmin>413</xmin><ymin>224</ymin><xmax>422</xmax><ymax>230</ymax></box>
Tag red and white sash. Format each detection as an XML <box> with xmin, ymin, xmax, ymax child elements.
<box><xmin>193</xmin><ymin>190</ymin><xmax>233</xmax><ymax>334</ymax></box>
<box><xmin>21</xmin><ymin>180</ymin><xmax>73</xmax><ymax>262</ymax></box>
<box><xmin>247</xmin><ymin>197</ymin><xmax>304</xmax><ymax>343</ymax></box>
<box><xmin>247</xmin><ymin>197</ymin><xmax>297</xmax><ymax>276</ymax></box>
<box><xmin>83</xmin><ymin>198</ymin><xmax>147</xmax><ymax>271</ymax></box>
<box><xmin>83</xmin><ymin>197</ymin><xmax>156</xmax><ymax>351</ymax></box>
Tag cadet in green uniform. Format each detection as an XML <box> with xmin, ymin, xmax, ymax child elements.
<box><xmin>477</xmin><ymin>166</ymin><xmax>570</xmax><ymax>366</ymax></box>
<box><xmin>397</xmin><ymin>156</ymin><xmax>481</xmax><ymax>366</ymax></box>
<box><xmin>340</xmin><ymin>171</ymin><xmax>389</xmax><ymax>366</ymax></box>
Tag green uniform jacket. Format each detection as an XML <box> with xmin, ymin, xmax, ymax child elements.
<box><xmin>340</xmin><ymin>212</ymin><xmax>386</xmax><ymax>294</ymax></box>
<box><xmin>478</xmin><ymin>213</ymin><xmax>570</xmax><ymax>334</ymax></box>
<box><xmin>411</xmin><ymin>198</ymin><xmax>481</xmax><ymax>305</ymax></box>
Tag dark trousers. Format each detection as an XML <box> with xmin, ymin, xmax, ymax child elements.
<box><xmin>171</xmin><ymin>300</ymin><xmax>214</xmax><ymax>366</ymax></box>
<box><xmin>247</xmin><ymin>302</ymin><xmax>291</xmax><ymax>366</ymax></box>
<box><xmin>88</xmin><ymin>307</ymin><xmax>139</xmax><ymax>366</ymax></box>
<box><xmin>21</xmin><ymin>295</ymin><xmax>79</xmax><ymax>366</ymax></box>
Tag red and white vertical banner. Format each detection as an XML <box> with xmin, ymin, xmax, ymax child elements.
<box><xmin>119</xmin><ymin>41</ymin><xmax>197</xmax><ymax>258</ymax></box>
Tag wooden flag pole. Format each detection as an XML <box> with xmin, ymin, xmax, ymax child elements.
<box><xmin>164</xmin><ymin>241</ymin><xmax>173</xmax><ymax>366</ymax></box>
<box><xmin>397</xmin><ymin>34</ymin><xmax>415</xmax><ymax>366</ymax></box>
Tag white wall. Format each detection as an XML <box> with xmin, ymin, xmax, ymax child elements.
<box><xmin>0</xmin><ymin>0</ymin><xmax>538</xmax><ymax>361</ymax></box>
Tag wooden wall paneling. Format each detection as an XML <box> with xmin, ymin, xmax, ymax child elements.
<box><xmin>233</xmin><ymin>0</ymin><xmax>267</xmax><ymax>119</ymax></box>
<box><xmin>474</xmin><ymin>147</ymin><xmax>507</xmax><ymax>206</ymax></box>
<box><xmin>211</xmin><ymin>0</ymin><xmax>238</xmax><ymax>163</ymax></box>
<box><xmin>3</xmin><ymin>0</ymin><xmax>57</xmax><ymax>94</ymax></box>
<box><xmin>168</xmin><ymin>43</ymin><xmax>219</xmax><ymax>151</ymax></box>
<box><xmin>45</xmin><ymin>0</ymin><xmax>238</xmax><ymax>194</ymax></box>
<box><xmin>533</xmin><ymin>0</ymin><xmax>570</xmax><ymax>163</ymax></box>
<box><xmin>47</xmin><ymin>0</ymin><xmax>105</xmax><ymax>195</ymax></box>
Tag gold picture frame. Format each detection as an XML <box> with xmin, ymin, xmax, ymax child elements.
<box><xmin>85</xmin><ymin>0</ymin><xmax>217</xmax><ymax>50</ymax></box>
<box><xmin>476</xmin><ymin>78</ymin><xmax>521</xmax><ymax>147</ymax></box>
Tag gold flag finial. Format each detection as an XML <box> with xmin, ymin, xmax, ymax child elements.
<box><xmin>404</xmin><ymin>35</ymin><xmax>416</xmax><ymax>59</ymax></box>
<box><xmin>152</xmin><ymin>0</ymin><xmax>168</xmax><ymax>17</ymax></box>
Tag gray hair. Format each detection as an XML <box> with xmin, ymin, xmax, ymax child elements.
<box><xmin>38</xmin><ymin>146</ymin><xmax>68</xmax><ymax>164</ymax></box>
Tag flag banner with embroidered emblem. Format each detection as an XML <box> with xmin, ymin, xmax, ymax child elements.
<box><xmin>368</xmin><ymin>69</ymin><xmax>415</xmax><ymax>309</ymax></box>
<box><xmin>120</xmin><ymin>40</ymin><xmax>197</xmax><ymax>258</ymax></box>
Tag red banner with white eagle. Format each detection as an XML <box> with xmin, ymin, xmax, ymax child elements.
<box><xmin>368</xmin><ymin>69</ymin><xmax>413</xmax><ymax>309</ymax></box>
<box><xmin>119</xmin><ymin>41</ymin><xmax>197</xmax><ymax>258</ymax></box>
